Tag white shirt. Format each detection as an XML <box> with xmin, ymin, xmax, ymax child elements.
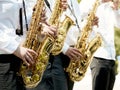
<box><xmin>79</xmin><ymin>0</ymin><xmax>120</xmax><ymax>60</ymax></box>
<box><xmin>23</xmin><ymin>0</ymin><xmax>36</xmax><ymax>26</ymax></box>
<box><xmin>79</xmin><ymin>0</ymin><xmax>96</xmax><ymax>20</ymax></box>
<box><xmin>0</xmin><ymin>0</ymin><xmax>22</xmax><ymax>54</ymax></box>
<box><xmin>94</xmin><ymin>2</ymin><xmax>120</xmax><ymax>60</ymax></box>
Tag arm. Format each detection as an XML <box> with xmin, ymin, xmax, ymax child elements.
<box><xmin>0</xmin><ymin>31</ymin><xmax>20</xmax><ymax>54</ymax></box>
<box><xmin>0</xmin><ymin>29</ymin><xmax>38</xmax><ymax>67</ymax></box>
<box><xmin>62</xmin><ymin>40</ymin><xmax>82</xmax><ymax>60</ymax></box>
<box><xmin>112</xmin><ymin>0</ymin><xmax>120</xmax><ymax>28</ymax></box>
<box><xmin>114</xmin><ymin>10</ymin><xmax>120</xmax><ymax>28</ymax></box>
<box><xmin>40</xmin><ymin>6</ymin><xmax>57</xmax><ymax>38</ymax></box>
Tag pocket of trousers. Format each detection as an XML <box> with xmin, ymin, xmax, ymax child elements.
<box><xmin>0</xmin><ymin>63</ymin><xmax>10</xmax><ymax>74</ymax></box>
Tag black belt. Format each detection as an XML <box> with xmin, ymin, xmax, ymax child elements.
<box><xmin>0</xmin><ymin>54</ymin><xmax>13</xmax><ymax>63</ymax></box>
<box><xmin>94</xmin><ymin>57</ymin><xmax>115</xmax><ymax>61</ymax></box>
<box><xmin>0</xmin><ymin>54</ymin><xmax>22</xmax><ymax>72</ymax></box>
<box><xmin>0</xmin><ymin>54</ymin><xmax>19</xmax><ymax>63</ymax></box>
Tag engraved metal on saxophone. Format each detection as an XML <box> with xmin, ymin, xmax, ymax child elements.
<box><xmin>35</xmin><ymin>3</ymin><xmax>75</xmax><ymax>88</ymax></box>
<box><xmin>66</xmin><ymin>0</ymin><xmax>102</xmax><ymax>81</ymax></box>
<box><xmin>49</xmin><ymin>0</ymin><xmax>74</xmax><ymax>55</ymax></box>
<box><xmin>51</xmin><ymin>15</ymin><xmax>74</xmax><ymax>55</ymax></box>
<box><xmin>39</xmin><ymin>0</ymin><xmax>65</xmax><ymax>59</ymax></box>
<box><xmin>19</xmin><ymin>0</ymin><xmax>45</xmax><ymax>88</ymax></box>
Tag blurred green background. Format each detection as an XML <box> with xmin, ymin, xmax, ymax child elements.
<box><xmin>115</xmin><ymin>27</ymin><xmax>120</xmax><ymax>57</ymax></box>
<box><xmin>77</xmin><ymin>0</ymin><xmax>81</xmax><ymax>3</ymax></box>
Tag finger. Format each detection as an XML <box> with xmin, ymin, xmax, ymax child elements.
<box><xmin>69</xmin><ymin>52</ymin><xmax>78</xmax><ymax>60</ymax></box>
<box><xmin>68</xmin><ymin>55</ymin><xmax>74</xmax><ymax>60</ymax></box>
<box><xmin>41</xmin><ymin>16</ymin><xmax>47</xmax><ymax>22</ymax></box>
<box><xmin>50</xmin><ymin>29</ymin><xmax>57</xmax><ymax>36</ymax></box>
<box><xmin>62</xmin><ymin>4</ymin><xmax>68</xmax><ymax>9</ymax></box>
<box><xmin>72</xmin><ymin>48</ymin><xmax>83</xmax><ymax>56</ymax></box>
<box><xmin>50</xmin><ymin>27</ymin><xmax>57</xmax><ymax>35</ymax></box>
<box><xmin>25</xmin><ymin>54</ymin><xmax>34</xmax><ymax>66</ymax></box>
<box><xmin>23</xmin><ymin>58</ymin><xmax>30</xmax><ymax>67</ymax></box>
<box><xmin>50</xmin><ymin>25</ymin><xmax>57</xmax><ymax>30</ymax></box>
<box><xmin>61</xmin><ymin>0</ymin><xmax>67</xmax><ymax>3</ymax></box>
<box><xmin>28</xmin><ymin>49</ymin><xmax>38</xmax><ymax>57</ymax></box>
<box><xmin>61</xmin><ymin>4</ymin><xmax>68</xmax><ymax>10</ymax></box>
<box><xmin>41</xmin><ymin>17</ymin><xmax>48</xmax><ymax>22</ymax></box>
<box><xmin>72</xmin><ymin>50</ymin><xmax>83</xmax><ymax>60</ymax></box>
<box><xmin>49</xmin><ymin>26</ymin><xmax>57</xmax><ymax>37</ymax></box>
<box><xmin>41</xmin><ymin>11</ymin><xmax>46</xmax><ymax>17</ymax></box>
<box><xmin>41</xmin><ymin>7</ymin><xmax>46</xmax><ymax>15</ymax></box>
<box><xmin>26</xmin><ymin>52</ymin><xmax>35</xmax><ymax>64</ymax></box>
<box><xmin>61</xmin><ymin>0</ymin><xmax>68</xmax><ymax>9</ymax></box>
<box><xmin>68</xmin><ymin>54</ymin><xmax>74</xmax><ymax>60</ymax></box>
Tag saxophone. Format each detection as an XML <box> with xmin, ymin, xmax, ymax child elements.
<box><xmin>38</xmin><ymin>0</ymin><xmax>67</xmax><ymax>60</ymax></box>
<box><xmin>49</xmin><ymin>0</ymin><xmax>74</xmax><ymax>55</ymax></box>
<box><xmin>36</xmin><ymin>0</ymin><xmax>74</xmax><ymax>82</ymax></box>
<box><xmin>66</xmin><ymin>0</ymin><xmax>102</xmax><ymax>81</ymax></box>
<box><xmin>19</xmin><ymin>0</ymin><xmax>45</xmax><ymax>88</ymax></box>
<box><xmin>37</xmin><ymin>0</ymin><xmax>75</xmax><ymax>61</ymax></box>
<box><xmin>51</xmin><ymin>15</ymin><xmax>74</xmax><ymax>55</ymax></box>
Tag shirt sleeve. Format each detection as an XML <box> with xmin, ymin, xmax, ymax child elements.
<box><xmin>114</xmin><ymin>9</ymin><xmax>120</xmax><ymax>28</ymax></box>
<box><xmin>0</xmin><ymin>1</ymin><xmax>22</xmax><ymax>54</ymax></box>
<box><xmin>61</xmin><ymin>43</ymin><xmax>70</xmax><ymax>54</ymax></box>
<box><xmin>0</xmin><ymin>30</ymin><xmax>20</xmax><ymax>54</ymax></box>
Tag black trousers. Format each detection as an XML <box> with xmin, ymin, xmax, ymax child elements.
<box><xmin>0</xmin><ymin>54</ymin><xmax>26</xmax><ymax>90</ymax></box>
<box><xmin>52</xmin><ymin>53</ymin><xmax>74</xmax><ymax>90</ymax></box>
<box><xmin>90</xmin><ymin>57</ymin><xmax>116</xmax><ymax>90</ymax></box>
<box><xmin>27</xmin><ymin>53</ymin><xmax>74</xmax><ymax>90</ymax></box>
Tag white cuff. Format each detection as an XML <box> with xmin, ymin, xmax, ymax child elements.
<box><xmin>61</xmin><ymin>43</ymin><xmax>69</xmax><ymax>54</ymax></box>
<box><xmin>1</xmin><ymin>37</ymin><xmax>20</xmax><ymax>54</ymax></box>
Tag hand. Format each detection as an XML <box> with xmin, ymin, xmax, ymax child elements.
<box><xmin>42</xmin><ymin>23</ymin><xmax>57</xmax><ymax>38</ymax></box>
<box><xmin>112</xmin><ymin>0</ymin><xmax>120</xmax><ymax>10</ymax></box>
<box><xmin>65</xmin><ymin>47</ymin><xmax>83</xmax><ymax>60</ymax></box>
<box><xmin>61</xmin><ymin>0</ymin><xmax>68</xmax><ymax>11</ymax></box>
<box><xmin>41</xmin><ymin>7</ymin><xmax>47</xmax><ymax>23</ymax></box>
<box><xmin>13</xmin><ymin>46</ymin><xmax>38</xmax><ymax>67</ymax></box>
<box><xmin>92</xmin><ymin>16</ymin><xmax>99</xmax><ymax>27</ymax></box>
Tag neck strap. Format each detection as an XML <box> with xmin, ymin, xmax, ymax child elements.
<box><xmin>23</xmin><ymin>0</ymin><xmax>28</xmax><ymax>31</ymax></box>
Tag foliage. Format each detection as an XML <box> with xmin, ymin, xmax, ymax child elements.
<box><xmin>77</xmin><ymin>0</ymin><xmax>81</xmax><ymax>3</ymax></box>
<box><xmin>115</xmin><ymin>27</ymin><xmax>120</xmax><ymax>56</ymax></box>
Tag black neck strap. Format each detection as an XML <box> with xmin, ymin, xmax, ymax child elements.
<box><xmin>23</xmin><ymin>0</ymin><xmax>28</xmax><ymax>31</ymax></box>
<box><xmin>44</xmin><ymin>0</ymin><xmax>52</xmax><ymax>12</ymax></box>
<box><xmin>16</xmin><ymin>8</ymin><xmax>23</xmax><ymax>35</ymax></box>
<box><xmin>68</xmin><ymin>0</ymin><xmax>80</xmax><ymax>31</ymax></box>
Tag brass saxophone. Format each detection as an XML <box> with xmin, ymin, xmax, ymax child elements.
<box><xmin>19</xmin><ymin>0</ymin><xmax>45</xmax><ymax>88</ymax></box>
<box><xmin>38</xmin><ymin>0</ymin><xmax>67</xmax><ymax>60</ymax></box>
<box><xmin>36</xmin><ymin>0</ymin><xmax>74</xmax><ymax>82</ymax></box>
<box><xmin>51</xmin><ymin>15</ymin><xmax>74</xmax><ymax>55</ymax></box>
<box><xmin>66</xmin><ymin>0</ymin><xmax>102</xmax><ymax>81</ymax></box>
<box><xmin>49</xmin><ymin>0</ymin><xmax>74</xmax><ymax>55</ymax></box>
<box><xmin>40</xmin><ymin>0</ymin><xmax>74</xmax><ymax>56</ymax></box>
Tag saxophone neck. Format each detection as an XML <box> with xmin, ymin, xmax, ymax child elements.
<box><xmin>60</xmin><ymin>15</ymin><xmax>74</xmax><ymax>30</ymax></box>
<box><xmin>48</xmin><ymin>0</ymin><xmax>66</xmax><ymax>26</ymax></box>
